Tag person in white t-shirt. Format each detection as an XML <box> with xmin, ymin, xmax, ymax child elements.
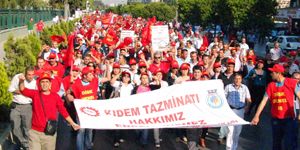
<box><xmin>240</xmin><ymin>37</ymin><xmax>249</xmax><ymax>57</ymax></box>
<box><xmin>269</xmin><ymin>42</ymin><xmax>283</xmax><ymax>61</ymax></box>
<box><xmin>8</xmin><ymin>67</ymin><xmax>37</xmax><ymax>150</ymax></box>
<box><xmin>193</xmin><ymin>32</ymin><xmax>203</xmax><ymax>50</ymax></box>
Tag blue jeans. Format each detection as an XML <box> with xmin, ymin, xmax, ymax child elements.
<box><xmin>271</xmin><ymin>118</ymin><xmax>298</xmax><ymax>150</ymax></box>
<box><xmin>136</xmin><ymin>129</ymin><xmax>149</xmax><ymax>145</ymax></box>
<box><xmin>76</xmin><ymin>128</ymin><xmax>93</xmax><ymax>150</ymax></box>
<box><xmin>76</xmin><ymin>117</ymin><xmax>93</xmax><ymax>150</ymax></box>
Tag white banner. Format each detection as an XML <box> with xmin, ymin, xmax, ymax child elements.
<box><xmin>74</xmin><ymin>80</ymin><xmax>249</xmax><ymax>129</ymax></box>
<box><xmin>151</xmin><ymin>25</ymin><xmax>170</xmax><ymax>52</ymax></box>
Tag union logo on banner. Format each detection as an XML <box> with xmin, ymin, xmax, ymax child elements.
<box><xmin>206</xmin><ymin>89</ymin><xmax>223</xmax><ymax>108</ymax></box>
<box><xmin>80</xmin><ymin>107</ymin><xmax>100</xmax><ymax>117</ymax></box>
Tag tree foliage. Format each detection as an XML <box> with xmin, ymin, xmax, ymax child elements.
<box><xmin>178</xmin><ymin>0</ymin><xmax>214</xmax><ymax>26</ymax></box>
<box><xmin>0</xmin><ymin>0</ymin><xmax>18</xmax><ymax>9</ymax></box>
<box><xmin>106</xmin><ymin>2</ymin><xmax>176</xmax><ymax>21</ymax></box>
<box><xmin>177</xmin><ymin>0</ymin><xmax>277</xmax><ymax>34</ymax></box>
<box><xmin>0</xmin><ymin>0</ymin><xmax>48</xmax><ymax>9</ymax></box>
<box><xmin>0</xmin><ymin>62</ymin><xmax>13</xmax><ymax>122</ymax></box>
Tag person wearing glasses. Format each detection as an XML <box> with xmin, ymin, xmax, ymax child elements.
<box><xmin>148</xmin><ymin>51</ymin><xmax>170</xmax><ymax>77</ymax></box>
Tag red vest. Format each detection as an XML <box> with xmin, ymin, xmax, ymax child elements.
<box><xmin>266</xmin><ymin>78</ymin><xmax>297</xmax><ymax>119</ymax></box>
<box><xmin>72</xmin><ymin>78</ymin><xmax>98</xmax><ymax>100</ymax></box>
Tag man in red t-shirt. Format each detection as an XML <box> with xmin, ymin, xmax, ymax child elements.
<box><xmin>251</xmin><ymin>64</ymin><xmax>300</xmax><ymax>150</ymax></box>
<box><xmin>148</xmin><ymin>51</ymin><xmax>170</xmax><ymax>76</ymax></box>
<box><xmin>36</xmin><ymin>19</ymin><xmax>44</xmax><ymax>36</ymax></box>
<box><xmin>19</xmin><ymin>72</ymin><xmax>79</xmax><ymax>150</ymax></box>
<box><xmin>66</xmin><ymin>67</ymin><xmax>99</xmax><ymax>150</ymax></box>
<box><xmin>44</xmin><ymin>52</ymin><xmax>65</xmax><ymax>78</ymax></box>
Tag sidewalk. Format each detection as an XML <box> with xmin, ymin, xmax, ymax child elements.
<box><xmin>0</xmin><ymin>21</ymin><xmax>54</xmax><ymax>62</ymax></box>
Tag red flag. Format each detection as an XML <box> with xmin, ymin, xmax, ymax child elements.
<box><xmin>141</xmin><ymin>26</ymin><xmax>150</xmax><ymax>46</ymax></box>
<box><xmin>202</xmin><ymin>35</ymin><xmax>209</xmax><ymax>47</ymax></box>
<box><xmin>85</xmin><ymin>28</ymin><xmax>94</xmax><ymax>40</ymax></box>
<box><xmin>116</xmin><ymin>37</ymin><xmax>133</xmax><ymax>49</ymax></box>
<box><xmin>64</xmin><ymin>32</ymin><xmax>75</xmax><ymax>67</ymax></box>
<box><xmin>101</xmin><ymin>12</ymin><xmax>116</xmax><ymax>25</ymax></box>
<box><xmin>102</xmin><ymin>29</ymin><xmax>119</xmax><ymax>46</ymax></box>
<box><xmin>149</xmin><ymin>16</ymin><xmax>157</xmax><ymax>23</ymax></box>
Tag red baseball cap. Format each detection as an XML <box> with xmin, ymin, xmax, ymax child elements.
<box><xmin>213</xmin><ymin>62</ymin><xmax>221</xmax><ymax>68</ymax></box>
<box><xmin>72</xmin><ymin>65</ymin><xmax>81</xmax><ymax>71</ymax></box>
<box><xmin>113</xmin><ymin>63</ymin><xmax>120</xmax><ymax>69</ymax></box>
<box><xmin>227</xmin><ymin>58</ymin><xmax>235</xmax><ymax>65</ymax></box>
<box><xmin>201</xmin><ymin>71</ymin><xmax>209</xmax><ymax>78</ymax></box>
<box><xmin>289</xmin><ymin>51</ymin><xmax>297</xmax><ymax>56</ymax></box>
<box><xmin>268</xmin><ymin>64</ymin><xmax>284</xmax><ymax>73</ymax></box>
<box><xmin>39</xmin><ymin>72</ymin><xmax>52</xmax><ymax>81</ymax></box>
<box><xmin>180</xmin><ymin>63</ymin><xmax>190</xmax><ymax>70</ymax></box>
<box><xmin>81</xmin><ymin>67</ymin><xmax>94</xmax><ymax>75</ymax></box>
<box><xmin>138</xmin><ymin>61</ymin><xmax>147</xmax><ymax>68</ymax></box>
<box><xmin>171</xmin><ymin>60</ymin><xmax>179</xmax><ymax>69</ymax></box>
<box><xmin>199</xmin><ymin>46</ymin><xmax>207</xmax><ymax>51</ymax></box>
<box><xmin>48</xmin><ymin>53</ymin><xmax>57</xmax><ymax>60</ymax></box>
<box><xmin>153</xmin><ymin>68</ymin><xmax>163</xmax><ymax>75</ymax></box>
<box><xmin>121</xmin><ymin>71</ymin><xmax>131</xmax><ymax>78</ymax></box>
<box><xmin>129</xmin><ymin>58</ymin><xmax>137</xmax><ymax>65</ymax></box>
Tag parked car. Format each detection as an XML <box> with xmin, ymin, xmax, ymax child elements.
<box><xmin>266</xmin><ymin>35</ymin><xmax>300</xmax><ymax>53</ymax></box>
<box><xmin>205</xmin><ymin>25</ymin><xmax>222</xmax><ymax>36</ymax></box>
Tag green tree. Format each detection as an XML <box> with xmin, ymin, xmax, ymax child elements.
<box><xmin>177</xmin><ymin>0</ymin><xmax>277</xmax><ymax>35</ymax></box>
<box><xmin>106</xmin><ymin>3</ymin><xmax>175</xmax><ymax>21</ymax></box>
<box><xmin>178</xmin><ymin>0</ymin><xmax>214</xmax><ymax>26</ymax></box>
<box><xmin>0</xmin><ymin>62</ymin><xmax>13</xmax><ymax>122</ymax></box>
<box><xmin>0</xmin><ymin>62</ymin><xmax>13</xmax><ymax>106</ymax></box>
<box><xmin>27</xmin><ymin>34</ymin><xmax>42</xmax><ymax>57</ymax></box>
<box><xmin>145</xmin><ymin>3</ymin><xmax>175</xmax><ymax>21</ymax></box>
<box><xmin>0</xmin><ymin>0</ymin><xmax>17</xmax><ymax>8</ymax></box>
<box><xmin>225</xmin><ymin>0</ymin><xmax>256</xmax><ymax>28</ymax></box>
<box><xmin>246</xmin><ymin>0</ymin><xmax>277</xmax><ymax>38</ymax></box>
